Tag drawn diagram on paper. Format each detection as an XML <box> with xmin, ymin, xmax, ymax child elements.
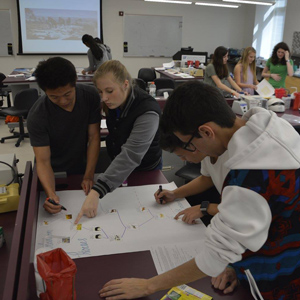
<box><xmin>35</xmin><ymin>183</ymin><xmax>206</xmax><ymax>260</ymax></box>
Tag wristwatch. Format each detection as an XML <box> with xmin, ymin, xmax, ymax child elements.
<box><xmin>200</xmin><ymin>201</ymin><xmax>210</xmax><ymax>216</ymax></box>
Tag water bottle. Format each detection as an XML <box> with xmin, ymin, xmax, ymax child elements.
<box><xmin>149</xmin><ymin>82</ymin><xmax>156</xmax><ymax>97</ymax></box>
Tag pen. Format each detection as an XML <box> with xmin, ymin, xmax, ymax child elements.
<box><xmin>158</xmin><ymin>185</ymin><xmax>163</xmax><ymax>204</ymax></box>
<box><xmin>46</xmin><ymin>197</ymin><xmax>67</xmax><ymax>211</ymax></box>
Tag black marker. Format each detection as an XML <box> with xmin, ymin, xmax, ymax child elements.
<box><xmin>46</xmin><ymin>197</ymin><xmax>67</xmax><ymax>211</ymax></box>
<box><xmin>158</xmin><ymin>185</ymin><xmax>163</xmax><ymax>204</ymax></box>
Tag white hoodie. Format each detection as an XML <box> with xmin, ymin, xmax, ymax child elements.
<box><xmin>195</xmin><ymin>107</ymin><xmax>300</xmax><ymax>277</ymax></box>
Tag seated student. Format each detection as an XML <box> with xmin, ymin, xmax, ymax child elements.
<box><xmin>262</xmin><ymin>42</ymin><xmax>294</xmax><ymax>88</ymax></box>
<box><xmin>27</xmin><ymin>57</ymin><xmax>101</xmax><ymax>214</ymax></box>
<box><xmin>99</xmin><ymin>81</ymin><xmax>300</xmax><ymax>300</ymax></box>
<box><xmin>156</xmin><ymin>132</ymin><xmax>228</xmax><ymax>226</ymax></box>
<box><xmin>204</xmin><ymin>46</ymin><xmax>244</xmax><ymax>98</ymax></box>
<box><xmin>233</xmin><ymin>46</ymin><xmax>259</xmax><ymax>95</ymax></box>
<box><xmin>81</xmin><ymin>34</ymin><xmax>112</xmax><ymax>75</ymax></box>
<box><xmin>75</xmin><ymin>60</ymin><xmax>162</xmax><ymax>224</ymax></box>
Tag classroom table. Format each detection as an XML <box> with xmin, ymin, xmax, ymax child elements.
<box><xmin>3</xmin><ymin>73</ymin><xmax>93</xmax><ymax>99</ymax></box>
<box><xmin>2</xmin><ymin>165</ymin><xmax>253</xmax><ymax>300</ymax></box>
<box><xmin>155</xmin><ymin>69</ymin><xmax>204</xmax><ymax>87</ymax></box>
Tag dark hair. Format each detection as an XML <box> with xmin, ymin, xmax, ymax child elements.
<box><xmin>271</xmin><ymin>42</ymin><xmax>290</xmax><ymax>65</ymax></box>
<box><xmin>82</xmin><ymin>34</ymin><xmax>103</xmax><ymax>61</ymax></box>
<box><xmin>159</xmin><ymin>129</ymin><xmax>185</xmax><ymax>153</ymax></box>
<box><xmin>212</xmin><ymin>46</ymin><xmax>229</xmax><ymax>79</ymax></box>
<box><xmin>35</xmin><ymin>57</ymin><xmax>77</xmax><ymax>91</ymax></box>
<box><xmin>161</xmin><ymin>81</ymin><xmax>236</xmax><ymax>136</ymax></box>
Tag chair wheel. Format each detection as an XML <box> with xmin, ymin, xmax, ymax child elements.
<box><xmin>0</xmin><ymin>138</ymin><xmax>4</xmax><ymax>143</ymax></box>
<box><xmin>15</xmin><ymin>143</ymin><xmax>20</xmax><ymax>147</ymax></box>
<box><xmin>9</xmin><ymin>128</ymin><xmax>15</xmax><ymax>133</ymax></box>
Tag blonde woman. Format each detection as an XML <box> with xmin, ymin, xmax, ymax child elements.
<box><xmin>234</xmin><ymin>47</ymin><xmax>259</xmax><ymax>95</ymax></box>
<box><xmin>75</xmin><ymin>60</ymin><xmax>162</xmax><ymax>223</ymax></box>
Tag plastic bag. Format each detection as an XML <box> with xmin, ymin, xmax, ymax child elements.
<box><xmin>37</xmin><ymin>248</ymin><xmax>77</xmax><ymax>300</ymax></box>
<box><xmin>5</xmin><ymin>115</ymin><xmax>19</xmax><ymax>123</ymax></box>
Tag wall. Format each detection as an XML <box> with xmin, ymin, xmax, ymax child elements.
<box><xmin>0</xmin><ymin>0</ymin><xmax>255</xmax><ymax>77</ymax></box>
<box><xmin>283</xmin><ymin>0</ymin><xmax>300</xmax><ymax>57</ymax></box>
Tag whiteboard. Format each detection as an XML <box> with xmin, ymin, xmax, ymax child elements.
<box><xmin>0</xmin><ymin>10</ymin><xmax>13</xmax><ymax>56</ymax></box>
<box><xmin>123</xmin><ymin>14</ymin><xmax>182</xmax><ymax>57</ymax></box>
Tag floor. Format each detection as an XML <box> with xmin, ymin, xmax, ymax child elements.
<box><xmin>0</xmin><ymin>95</ymin><xmax>185</xmax><ymax>186</ymax></box>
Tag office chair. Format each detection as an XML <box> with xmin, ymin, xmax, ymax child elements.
<box><xmin>156</xmin><ymin>88</ymin><xmax>174</xmax><ymax>97</ymax></box>
<box><xmin>175</xmin><ymin>162</ymin><xmax>201</xmax><ymax>183</ymax></box>
<box><xmin>133</xmin><ymin>78</ymin><xmax>147</xmax><ymax>91</ymax></box>
<box><xmin>0</xmin><ymin>72</ymin><xmax>12</xmax><ymax>108</ymax></box>
<box><xmin>0</xmin><ymin>88</ymin><xmax>39</xmax><ymax>147</ymax></box>
<box><xmin>137</xmin><ymin>68</ymin><xmax>156</xmax><ymax>84</ymax></box>
<box><xmin>154</xmin><ymin>78</ymin><xmax>175</xmax><ymax>90</ymax></box>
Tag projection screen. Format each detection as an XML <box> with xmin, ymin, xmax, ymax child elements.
<box><xmin>17</xmin><ymin>0</ymin><xmax>103</xmax><ymax>54</ymax></box>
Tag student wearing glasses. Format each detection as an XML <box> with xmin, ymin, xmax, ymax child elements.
<box><xmin>155</xmin><ymin>131</ymin><xmax>228</xmax><ymax>225</ymax></box>
<box><xmin>100</xmin><ymin>81</ymin><xmax>300</xmax><ymax>300</ymax></box>
<box><xmin>204</xmin><ymin>46</ymin><xmax>244</xmax><ymax>98</ymax></box>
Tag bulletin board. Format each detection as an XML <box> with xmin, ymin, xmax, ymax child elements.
<box><xmin>0</xmin><ymin>10</ymin><xmax>13</xmax><ymax>56</ymax></box>
<box><xmin>123</xmin><ymin>14</ymin><xmax>182</xmax><ymax>57</ymax></box>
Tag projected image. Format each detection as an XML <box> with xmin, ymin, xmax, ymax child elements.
<box><xmin>25</xmin><ymin>8</ymin><xmax>98</xmax><ymax>40</ymax></box>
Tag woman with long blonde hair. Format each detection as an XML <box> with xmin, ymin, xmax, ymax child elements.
<box><xmin>234</xmin><ymin>47</ymin><xmax>259</xmax><ymax>95</ymax></box>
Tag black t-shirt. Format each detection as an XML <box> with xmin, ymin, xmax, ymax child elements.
<box><xmin>27</xmin><ymin>84</ymin><xmax>101</xmax><ymax>173</ymax></box>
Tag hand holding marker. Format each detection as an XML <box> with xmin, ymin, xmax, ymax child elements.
<box><xmin>158</xmin><ymin>185</ymin><xmax>163</xmax><ymax>204</ymax></box>
<box><xmin>46</xmin><ymin>197</ymin><xmax>67</xmax><ymax>211</ymax></box>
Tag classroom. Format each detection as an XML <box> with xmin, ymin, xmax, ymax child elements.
<box><xmin>1</xmin><ymin>1</ymin><xmax>300</xmax><ymax>300</ymax></box>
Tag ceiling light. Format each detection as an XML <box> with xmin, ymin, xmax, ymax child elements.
<box><xmin>223</xmin><ymin>0</ymin><xmax>274</xmax><ymax>5</ymax></box>
<box><xmin>145</xmin><ymin>0</ymin><xmax>192</xmax><ymax>4</ymax></box>
<box><xmin>195</xmin><ymin>2</ymin><xmax>239</xmax><ymax>8</ymax></box>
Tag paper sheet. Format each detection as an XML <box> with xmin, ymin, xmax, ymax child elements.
<box><xmin>162</xmin><ymin>61</ymin><xmax>175</xmax><ymax>69</ymax></box>
<box><xmin>35</xmin><ymin>183</ymin><xmax>206</xmax><ymax>260</ymax></box>
<box><xmin>256</xmin><ymin>79</ymin><xmax>275</xmax><ymax>98</ymax></box>
<box><xmin>151</xmin><ymin>241</ymin><xmax>205</xmax><ymax>274</ymax></box>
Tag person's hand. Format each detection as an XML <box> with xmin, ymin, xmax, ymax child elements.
<box><xmin>154</xmin><ymin>189</ymin><xmax>176</xmax><ymax>204</ymax></box>
<box><xmin>81</xmin><ymin>177</ymin><xmax>94</xmax><ymax>195</ymax></box>
<box><xmin>251</xmin><ymin>84</ymin><xmax>258</xmax><ymax>90</ymax></box>
<box><xmin>243</xmin><ymin>91</ymin><xmax>249</xmax><ymax>95</ymax></box>
<box><xmin>232</xmin><ymin>91</ymin><xmax>240</xmax><ymax>98</ymax></box>
<box><xmin>211</xmin><ymin>266</ymin><xmax>239</xmax><ymax>294</ymax></box>
<box><xmin>285</xmin><ymin>50</ymin><xmax>290</xmax><ymax>61</ymax></box>
<box><xmin>43</xmin><ymin>195</ymin><xmax>61</xmax><ymax>214</ymax></box>
<box><xmin>99</xmin><ymin>278</ymin><xmax>151</xmax><ymax>299</ymax></box>
<box><xmin>81</xmin><ymin>70</ymin><xmax>86</xmax><ymax>75</ymax></box>
<box><xmin>174</xmin><ymin>205</ymin><xmax>202</xmax><ymax>224</ymax></box>
<box><xmin>270</xmin><ymin>73</ymin><xmax>281</xmax><ymax>81</ymax></box>
<box><xmin>74</xmin><ymin>189</ymin><xmax>99</xmax><ymax>224</ymax></box>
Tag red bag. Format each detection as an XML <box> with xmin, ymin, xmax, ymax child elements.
<box><xmin>37</xmin><ymin>248</ymin><xmax>77</xmax><ymax>300</ymax></box>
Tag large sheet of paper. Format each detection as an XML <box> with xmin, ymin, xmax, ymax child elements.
<box><xmin>35</xmin><ymin>183</ymin><xmax>206</xmax><ymax>260</ymax></box>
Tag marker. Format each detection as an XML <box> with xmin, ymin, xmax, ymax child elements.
<box><xmin>46</xmin><ymin>197</ymin><xmax>67</xmax><ymax>211</ymax></box>
<box><xmin>158</xmin><ymin>185</ymin><xmax>163</xmax><ymax>204</ymax></box>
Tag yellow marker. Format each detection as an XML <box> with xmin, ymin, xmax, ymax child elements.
<box><xmin>66</xmin><ymin>214</ymin><xmax>72</xmax><ymax>219</ymax></box>
<box><xmin>76</xmin><ymin>224</ymin><xmax>82</xmax><ymax>230</ymax></box>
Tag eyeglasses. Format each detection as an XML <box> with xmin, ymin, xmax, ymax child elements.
<box><xmin>183</xmin><ymin>130</ymin><xmax>199</xmax><ymax>152</ymax></box>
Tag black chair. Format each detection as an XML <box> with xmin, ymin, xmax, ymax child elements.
<box><xmin>175</xmin><ymin>162</ymin><xmax>201</xmax><ymax>183</ymax></box>
<box><xmin>0</xmin><ymin>72</ymin><xmax>12</xmax><ymax>108</ymax></box>
<box><xmin>137</xmin><ymin>68</ymin><xmax>156</xmax><ymax>84</ymax></box>
<box><xmin>154</xmin><ymin>78</ymin><xmax>175</xmax><ymax>90</ymax></box>
<box><xmin>0</xmin><ymin>88</ymin><xmax>39</xmax><ymax>147</ymax></box>
<box><xmin>156</xmin><ymin>88</ymin><xmax>174</xmax><ymax>97</ymax></box>
<box><xmin>133</xmin><ymin>78</ymin><xmax>147</xmax><ymax>91</ymax></box>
